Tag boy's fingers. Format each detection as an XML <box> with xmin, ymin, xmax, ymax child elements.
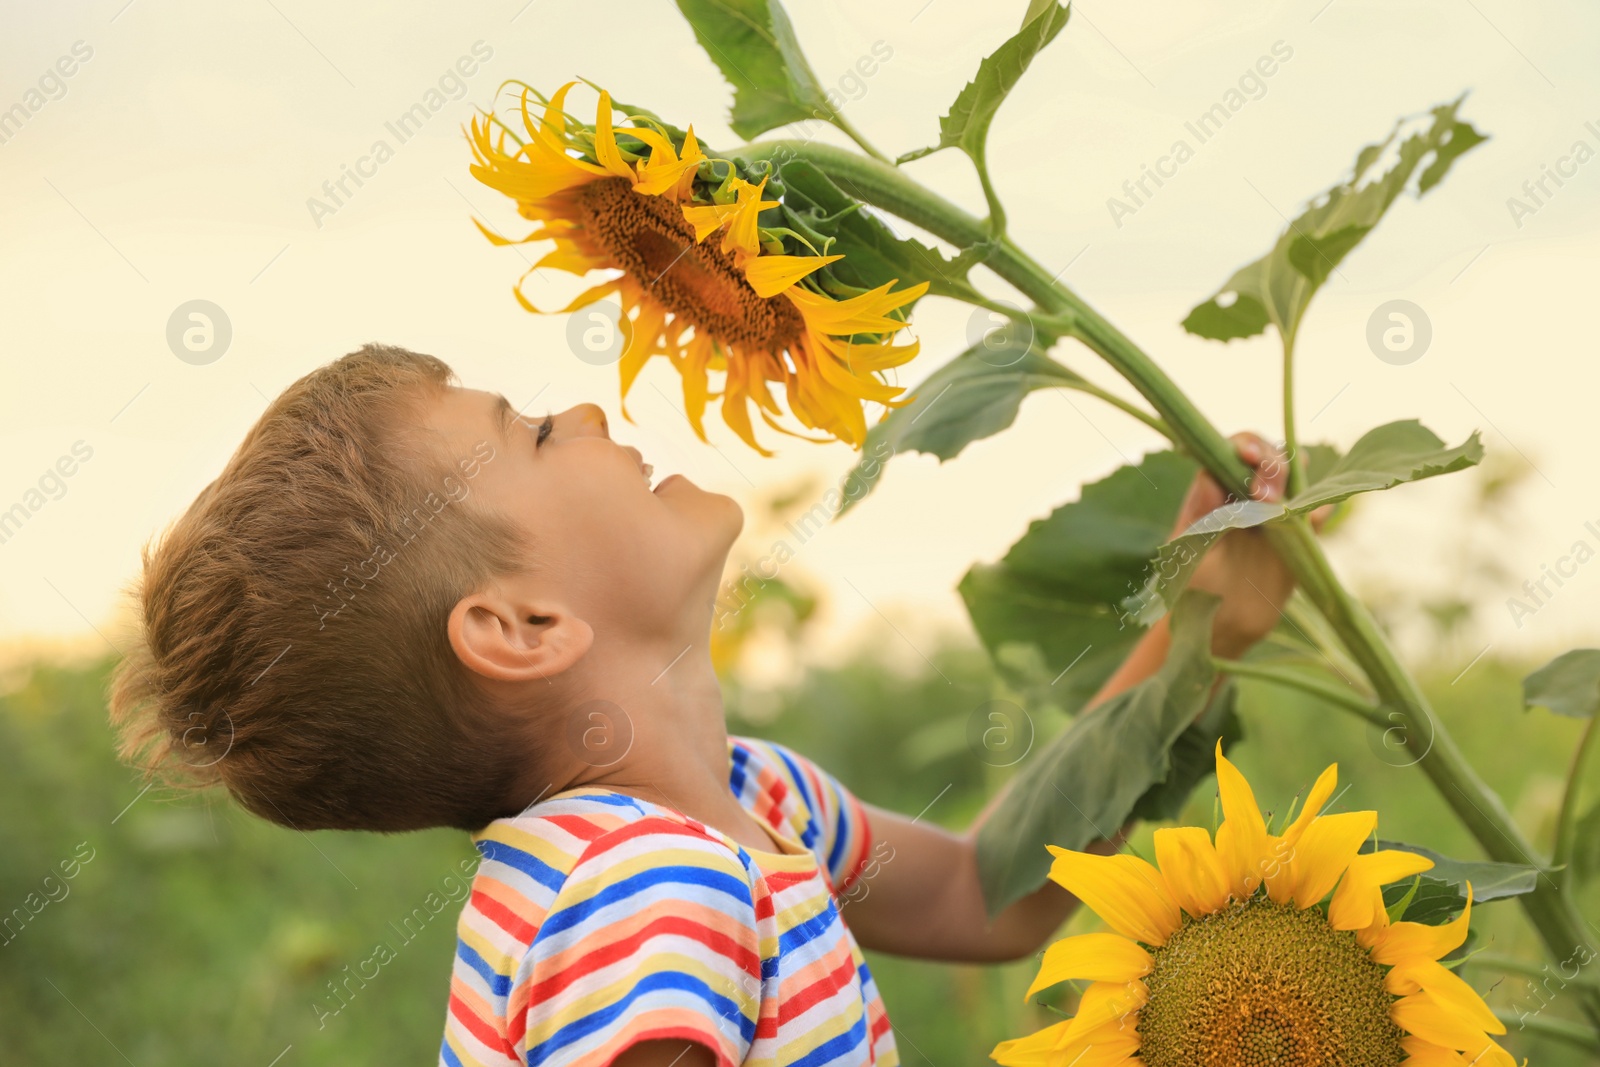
<box><xmin>1228</xmin><ymin>431</ymin><xmax>1287</xmax><ymax>502</ymax></box>
<box><xmin>1230</xmin><ymin>431</ymin><xmax>1266</xmax><ymax>466</ymax></box>
<box><xmin>1308</xmin><ymin>503</ymin><xmax>1335</xmax><ymax>531</ymax></box>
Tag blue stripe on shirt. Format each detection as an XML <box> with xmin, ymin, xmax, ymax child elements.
<box><xmin>771</xmin><ymin>744</ymin><xmax>823</xmax><ymax>849</ymax></box>
<box><xmin>525</xmin><ymin>970</ymin><xmax>756</xmax><ymax>1064</ymax></box>
<box><xmin>540</xmin><ymin>863</ymin><xmax>753</xmax><ymax>939</ymax></box>
<box><xmin>477</xmin><ymin>839</ymin><xmax>567</xmax><ymax>893</ymax></box>
<box><xmin>456</xmin><ymin>938</ymin><xmax>512</xmax><ymax>998</ymax></box>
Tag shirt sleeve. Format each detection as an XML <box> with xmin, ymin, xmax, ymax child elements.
<box><xmin>752</xmin><ymin>740</ymin><xmax>875</xmax><ymax>896</ymax></box>
<box><xmin>513</xmin><ymin>817</ymin><xmax>763</xmax><ymax>1067</ymax></box>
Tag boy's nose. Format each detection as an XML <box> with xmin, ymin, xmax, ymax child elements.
<box><xmin>561</xmin><ymin>403</ymin><xmax>609</xmax><ymax>439</ymax></box>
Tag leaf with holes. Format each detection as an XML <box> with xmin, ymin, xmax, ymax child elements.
<box><xmin>1183</xmin><ymin>97</ymin><xmax>1486</xmax><ymax>344</ymax></box>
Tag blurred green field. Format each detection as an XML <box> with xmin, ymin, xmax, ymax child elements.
<box><xmin>1</xmin><ymin>637</ymin><xmax>1593</xmax><ymax>1065</ymax></box>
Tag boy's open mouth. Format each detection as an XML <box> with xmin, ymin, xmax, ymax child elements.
<box><xmin>623</xmin><ymin>445</ymin><xmax>658</xmax><ymax>491</ymax></box>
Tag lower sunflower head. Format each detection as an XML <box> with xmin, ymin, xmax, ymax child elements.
<box><xmin>998</xmin><ymin>745</ymin><xmax>1519</xmax><ymax>1067</ymax></box>
<box><xmin>468</xmin><ymin>80</ymin><xmax>928</xmax><ymax>454</ymax></box>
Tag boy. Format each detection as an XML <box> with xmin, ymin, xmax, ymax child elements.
<box><xmin>111</xmin><ymin>344</ymin><xmax>1299</xmax><ymax>1067</ymax></box>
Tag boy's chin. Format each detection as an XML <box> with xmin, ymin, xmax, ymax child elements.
<box><xmin>663</xmin><ymin>475</ymin><xmax>744</xmax><ymax>541</ymax></box>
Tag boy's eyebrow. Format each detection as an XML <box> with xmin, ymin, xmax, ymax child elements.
<box><xmin>492</xmin><ymin>393</ymin><xmax>515</xmax><ymax>438</ymax></box>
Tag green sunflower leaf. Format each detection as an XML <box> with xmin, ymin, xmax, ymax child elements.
<box><xmin>898</xmin><ymin>1</ymin><xmax>1070</xmax><ymax>167</ymax></box>
<box><xmin>1183</xmin><ymin>96</ymin><xmax>1486</xmax><ymax>345</ymax></box>
<box><xmin>958</xmin><ymin>450</ymin><xmax>1197</xmax><ymax>714</ymax></box>
<box><xmin>1288</xmin><ymin>420</ymin><xmax>1484</xmax><ymax>510</ymax></box>
<box><xmin>1129</xmin><ymin>680</ymin><xmax>1243</xmax><ymax>823</ymax></box>
<box><xmin>1140</xmin><ymin>420</ymin><xmax>1482</xmax><ymax>612</ymax></box>
<box><xmin>1370</xmin><ymin>840</ymin><xmax>1540</xmax><ymax>925</ymax></box>
<box><xmin>835</xmin><ymin>344</ymin><xmax>1088</xmax><ymax>514</ymax></box>
<box><xmin>773</xmin><ymin>158</ymin><xmax>984</xmax><ymax>302</ymax></box>
<box><xmin>975</xmin><ymin>591</ymin><xmax>1224</xmax><ymax>917</ymax></box>
<box><xmin>1381</xmin><ymin>877</ymin><xmax>1463</xmax><ymax>927</ymax></box>
<box><xmin>1523</xmin><ymin>649</ymin><xmax>1600</xmax><ymax>718</ymax></box>
<box><xmin>1385</xmin><ymin>876</ymin><xmax>1423</xmax><ymax>924</ymax></box>
<box><xmin>675</xmin><ymin>0</ymin><xmax>831</xmax><ymax>140</ymax></box>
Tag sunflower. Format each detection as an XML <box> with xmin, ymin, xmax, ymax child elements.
<box><xmin>997</xmin><ymin>745</ymin><xmax>1517</xmax><ymax>1067</ymax></box>
<box><xmin>468</xmin><ymin>81</ymin><xmax>928</xmax><ymax>454</ymax></box>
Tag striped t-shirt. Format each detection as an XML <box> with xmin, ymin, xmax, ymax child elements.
<box><xmin>439</xmin><ymin>737</ymin><xmax>898</xmax><ymax>1067</ymax></box>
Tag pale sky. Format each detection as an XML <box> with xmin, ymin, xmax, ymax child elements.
<box><xmin>2</xmin><ymin>0</ymin><xmax>1597</xmax><ymax>671</ymax></box>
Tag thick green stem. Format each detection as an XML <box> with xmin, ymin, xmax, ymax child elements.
<box><xmin>1554</xmin><ymin>714</ymin><xmax>1600</xmax><ymax>890</ymax></box>
<box><xmin>737</xmin><ymin>137</ymin><xmax>1600</xmax><ymax>1030</ymax></box>
<box><xmin>1272</xmin><ymin>518</ymin><xmax>1600</xmax><ymax>1029</ymax></box>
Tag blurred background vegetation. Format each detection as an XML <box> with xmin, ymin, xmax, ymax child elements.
<box><xmin>3</xmin><ymin>464</ymin><xmax>1595</xmax><ymax>1065</ymax></box>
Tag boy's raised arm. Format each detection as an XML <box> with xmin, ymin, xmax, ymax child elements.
<box><xmin>842</xmin><ymin>434</ymin><xmax>1308</xmax><ymax>962</ymax></box>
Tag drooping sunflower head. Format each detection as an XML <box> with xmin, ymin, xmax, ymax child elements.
<box><xmin>467</xmin><ymin>81</ymin><xmax>928</xmax><ymax>455</ymax></box>
<box><xmin>998</xmin><ymin>745</ymin><xmax>1518</xmax><ymax>1067</ymax></box>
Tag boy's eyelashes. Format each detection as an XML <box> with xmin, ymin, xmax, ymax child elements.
<box><xmin>516</xmin><ymin>413</ymin><xmax>556</xmax><ymax>448</ymax></box>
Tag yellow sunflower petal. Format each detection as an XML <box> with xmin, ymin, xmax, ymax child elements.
<box><xmin>1056</xmin><ymin>980</ymin><xmax>1148</xmax><ymax>1046</ymax></box>
<box><xmin>990</xmin><ymin>1021</ymin><xmax>1072</xmax><ymax>1067</ymax></box>
<box><xmin>1399</xmin><ymin>1035</ymin><xmax>1471</xmax><ymax>1065</ymax></box>
<box><xmin>471</xmin><ymin>217</ymin><xmax>565</xmax><ymax>247</ymax></box>
<box><xmin>719</xmin><ymin>365</ymin><xmax>776</xmax><ymax>457</ymax></box>
<box><xmin>1391</xmin><ymin>992</ymin><xmax>1512</xmax><ymax>1064</ymax></box>
<box><xmin>720</xmin><ymin>177</ymin><xmax>780</xmax><ymax>259</ymax></box>
<box><xmin>1385</xmin><ymin>960</ymin><xmax>1504</xmax><ymax>1035</ymax></box>
<box><xmin>616</xmin><ymin>300</ymin><xmax>668</xmax><ymax>418</ymax></box>
<box><xmin>1373</xmin><ymin>885</ymin><xmax>1474</xmax><ymax>966</ymax></box>
<box><xmin>512</xmin><ymin>277</ymin><xmax>620</xmax><ymax>316</ymax></box>
<box><xmin>1047</xmin><ymin>847</ymin><xmax>1181</xmax><ymax>947</ymax></box>
<box><xmin>591</xmin><ymin>91</ymin><xmax>635</xmax><ymax>180</ymax></box>
<box><xmin>670</xmin><ymin>126</ymin><xmax>703</xmax><ymax>199</ymax></box>
<box><xmin>1328</xmin><ymin>849</ymin><xmax>1435</xmax><ymax>932</ymax></box>
<box><xmin>785</xmin><ymin>281</ymin><xmax>927</xmax><ymax>335</ymax></box>
<box><xmin>1024</xmin><ymin>933</ymin><xmax>1152</xmax><ymax>1001</ymax></box>
<box><xmin>1279</xmin><ymin>762</ymin><xmax>1340</xmax><ymax>845</ymax></box>
<box><xmin>539</xmin><ymin>81</ymin><xmax>578</xmax><ymax>139</ymax></box>
<box><xmin>806</xmin><ymin>334</ymin><xmax>906</xmax><ymax>404</ymax></box>
<box><xmin>1214</xmin><ymin>741</ymin><xmax>1273</xmax><ymax>898</ymax></box>
<box><xmin>1054</xmin><ymin>1013</ymin><xmax>1141</xmax><ymax>1067</ymax></box>
<box><xmin>1152</xmin><ymin>826</ymin><xmax>1230</xmax><ymax>918</ymax></box>
<box><xmin>630</xmin><ymin>127</ymin><xmax>705</xmax><ymax>196</ymax></box>
<box><xmin>742</xmin><ymin>254</ymin><xmax>843</xmax><ymax>298</ymax></box>
<box><xmin>469</xmin><ymin>107</ymin><xmax>602</xmax><ymax>202</ymax></box>
<box><xmin>534</xmin><ymin>247</ymin><xmax>604</xmax><ymax>275</ymax></box>
<box><xmin>678</xmin><ymin>334</ymin><xmax>715</xmax><ymax>443</ymax></box>
<box><xmin>680</xmin><ymin>202</ymin><xmax>740</xmax><ymax>243</ymax></box>
<box><xmin>1289</xmin><ymin>810</ymin><xmax>1378</xmax><ymax>909</ymax></box>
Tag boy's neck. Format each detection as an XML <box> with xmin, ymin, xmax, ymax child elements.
<box><xmin>536</xmin><ymin>637</ymin><xmax>779</xmax><ymax>854</ymax></box>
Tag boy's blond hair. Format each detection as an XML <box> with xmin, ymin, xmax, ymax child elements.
<box><xmin>111</xmin><ymin>344</ymin><xmax>537</xmax><ymax>832</ymax></box>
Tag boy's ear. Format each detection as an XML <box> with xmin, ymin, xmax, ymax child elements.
<box><xmin>448</xmin><ymin>590</ymin><xmax>594</xmax><ymax>683</ymax></box>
